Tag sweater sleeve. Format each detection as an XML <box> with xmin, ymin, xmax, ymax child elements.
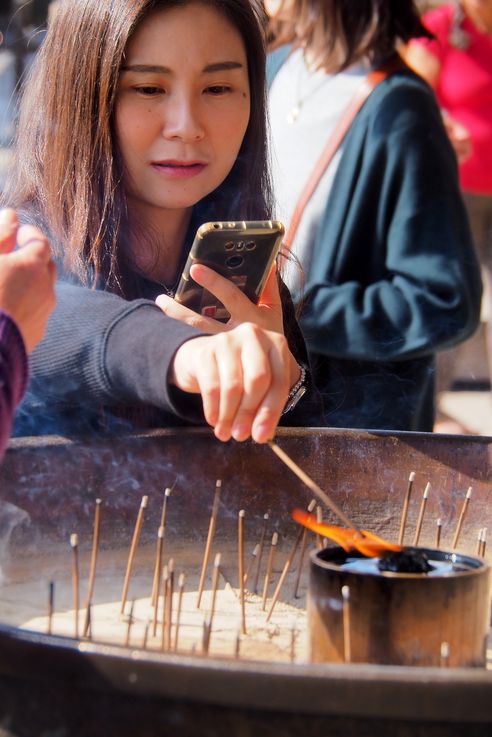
<box><xmin>300</xmin><ymin>75</ymin><xmax>482</xmax><ymax>362</ymax></box>
<box><xmin>0</xmin><ymin>311</ymin><xmax>28</xmax><ymax>454</ymax></box>
<box><xmin>27</xmin><ymin>280</ymin><xmax>204</xmax><ymax>415</ymax></box>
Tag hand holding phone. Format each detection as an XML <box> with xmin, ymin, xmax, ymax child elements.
<box><xmin>174</xmin><ymin>220</ymin><xmax>284</xmax><ymax>322</ymax></box>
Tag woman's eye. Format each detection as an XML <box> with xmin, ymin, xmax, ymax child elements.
<box><xmin>206</xmin><ymin>85</ymin><xmax>232</xmax><ymax>96</ymax></box>
<box><xmin>136</xmin><ymin>86</ymin><xmax>163</xmax><ymax>96</ymax></box>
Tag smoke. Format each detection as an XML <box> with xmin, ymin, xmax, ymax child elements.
<box><xmin>0</xmin><ymin>500</ymin><xmax>30</xmax><ymax>584</ymax></box>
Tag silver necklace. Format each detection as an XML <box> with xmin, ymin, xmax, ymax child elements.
<box><xmin>286</xmin><ymin>58</ymin><xmax>335</xmax><ymax>125</ymax></box>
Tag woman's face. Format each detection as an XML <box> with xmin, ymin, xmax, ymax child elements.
<box><xmin>115</xmin><ymin>2</ymin><xmax>250</xmax><ymax>223</ymax></box>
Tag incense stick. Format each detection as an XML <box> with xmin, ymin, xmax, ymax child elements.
<box><xmin>290</xmin><ymin>626</ymin><xmax>297</xmax><ymax>663</ymax></box>
<box><xmin>243</xmin><ymin>544</ymin><xmax>259</xmax><ymax>587</ymax></box>
<box><xmin>202</xmin><ymin>619</ymin><xmax>211</xmax><ymax>655</ymax></box>
<box><xmin>70</xmin><ymin>533</ymin><xmax>80</xmax><ymax>639</ymax></box>
<box><xmin>435</xmin><ymin>518</ymin><xmax>442</xmax><ymax>549</ymax></box>
<box><xmin>293</xmin><ymin>500</ymin><xmax>316</xmax><ymax>598</ymax></box>
<box><xmin>142</xmin><ymin>621</ymin><xmax>149</xmax><ymax>650</ymax></box>
<box><xmin>477</xmin><ymin>527</ymin><xmax>484</xmax><ymax>556</ymax></box>
<box><xmin>341</xmin><ymin>584</ymin><xmax>351</xmax><ymax>663</ymax></box>
<box><xmin>160</xmin><ymin>565</ymin><xmax>169</xmax><ymax>651</ymax></box>
<box><xmin>47</xmin><ymin>580</ymin><xmax>55</xmax><ymax>635</ymax></box>
<box><xmin>268</xmin><ymin>441</ymin><xmax>362</xmax><ymax>534</ymax></box>
<box><xmin>197</xmin><ymin>479</ymin><xmax>222</xmax><ymax>608</ymax></box>
<box><xmin>262</xmin><ymin>531</ymin><xmax>278</xmax><ymax>611</ymax></box>
<box><xmin>452</xmin><ymin>486</ymin><xmax>472</xmax><ymax>550</ymax></box>
<box><xmin>151</xmin><ymin>487</ymin><xmax>172</xmax><ymax>607</ymax></box>
<box><xmin>266</xmin><ymin>526</ymin><xmax>303</xmax><ymax>622</ymax></box>
<box><xmin>480</xmin><ymin>527</ymin><xmax>487</xmax><ymax>558</ymax></box>
<box><xmin>165</xmin><ymin>559</ymin><xmax>175</xmax><ymax>650</ymax></box>
<box><xmin>174</xmin><ymin>573</ymin><xmax>185</xmax><ymax>651</ymax></box>
<box><xmin>151</xmin><ymin>526</ymin><xmax>164</xmax><ymax>622</ymax></box>
<box><xmin>125</xmin><ymin>600</ymin><xmax>135</xmax><ymax>648</ymax></box>
<box><xmin>82</xmin><ymin>498</ymin><xmax>101</xmax><ymax>638</ymax></box>
<box><xmin>412</xmin><ymin>482</ymin><xmax>430</xmax><ymax>546</ymax></box>
<box><xmin>315</xmin><ymin>505</ymin><xmax>323</xmax><ymax>550</ymax></box>
<box><xmin>209</xmin><ymin>553</ymin><xmax>221</xmax><ymax>628</ymax></box>
<box><xmin>252</xmin><ymin>513</ymin><xmax>269</xmax><ymax>595</ymax></box>
<box><xmin>440</xmin><ymin>641</ymin><xmax>450</xmax><ymax>668</ymax></box>
<box><xmin>398</xmin><ymin>471</ymin><xmax>416</xmax><ymax>545</ymax></box>
<box><xmin>234</xmin><ymin>628</ymin><xmax>241</xmax><ymax>659</ymax></box>
<box><xmin>120</xmin><ymin>495</ymin><xmax>148</xmax><ymax>614</ymax></box>
<box><xmin>238</xmin><ymin>509</ymin><xmax>247</xmax><ymax>634</ymax></box>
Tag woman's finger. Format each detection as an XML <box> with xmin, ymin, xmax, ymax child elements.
<box><xmin>0</xmin><ymin>209</ymin><xmax>19</xmax><ymax>255</ymax></box>
<box><xmin>250</xmin><ymin>335</ymin><xmax>291</xmax><ymax>443</ymax></box>
<box><xmin>211</xmin><ymin>332</ymin><xmax>246</xmax><ymax>441</ymax></box>
<box><xmin>228</xmin><ymin>327</ymin><xmax>290</xmax><ymax>443</ymax></box>
<box><xmin>190</xmin><ymin>263</ymin><xmax>258</xmax><ymax>319</ymax></box>
<box><xmin>156</xmin><ymin>292</ymin><xmax>226</xmax><ymax>334</ymax></box>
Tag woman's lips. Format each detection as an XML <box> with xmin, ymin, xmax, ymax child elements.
<box><xmin>151</xmin><ymin>160</ymin><xmax>207</xmax><ymax>179</ymax></box>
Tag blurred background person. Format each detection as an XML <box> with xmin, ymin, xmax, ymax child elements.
<box><xmin>405</xmin><ymin>0</ymin><xmax>492</xmax><ymax>425</ymax></box>
<box><xmin>264</xmin><ymin>0</ymin><xmax>481</xmax><ymax>432</ymax></box>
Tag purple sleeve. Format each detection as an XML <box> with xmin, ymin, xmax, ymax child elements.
<box><xmin>0</xmin><ymin>311</ymin><xmax>28</xmax><ymax>457</ymax></box>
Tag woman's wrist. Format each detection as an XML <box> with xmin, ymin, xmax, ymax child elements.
<box><xmin>283</xmin><ymin>362</ymin><xmax>307</xmax><ymax>414</ymax></box>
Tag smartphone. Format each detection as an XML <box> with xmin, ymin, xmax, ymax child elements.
<box><xmin>175</xmin><ymin>220</ymin><xmax>284</xmax><ymax>321</ymax></box>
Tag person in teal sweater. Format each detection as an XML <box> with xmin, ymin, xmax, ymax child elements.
<box><xmin>266</xmin><ymin>0</ymin><xmax>481</xmax><ymax>431</ymax></box>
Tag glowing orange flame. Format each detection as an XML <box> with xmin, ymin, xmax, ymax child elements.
<box><xmin>292</xmin><ymin>508</ymin><xmax>402</xmax><ymax>558</ymax></box>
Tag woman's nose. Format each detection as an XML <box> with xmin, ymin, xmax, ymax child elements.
<box><xmin>162</xmin><ymin>94</ymin><xmax>205</xmax><ymax>142</ymax></box>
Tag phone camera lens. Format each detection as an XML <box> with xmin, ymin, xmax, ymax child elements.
<box><xmin>245</xmin><ymin>241</ymin><xmax>256</xmax><ymax>251</ymax></box>
<box><xmin>213</xmin><ymin>223</ymin><xmax>220</xmax><ymax>229</ymax></box>
<box><xmin>224</xmin><ymin>241</ymin><xmax>235</xmax><ymax>250</ymax></box>
<box><xmin>226</xmin><ymin>255</ymin><xmax>244</xmax><ymax>269</ymax></box>
<box><xmin>236</xmin><ymin>241</ymin><xmax>244</xmax><ymax>251</ymax></box>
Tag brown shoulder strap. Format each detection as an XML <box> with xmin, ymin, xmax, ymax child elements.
<box><xmin>282</xmin><ymin>59</ymin><xmax>403</xmax><ymax>251</ymax></box>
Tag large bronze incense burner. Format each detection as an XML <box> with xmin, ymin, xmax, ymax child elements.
<box><xmin>0</xmin><ymin>427</ymin><xmax>491</xmax><ymax>737</ymax></box>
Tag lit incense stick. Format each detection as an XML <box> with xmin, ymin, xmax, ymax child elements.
<box><xmin>120</xmin><ymin>495</ymin><xmax>148</xmax><ymax>614</ymax></box>
<box><xmin>268</xmin><ymin>441</ymin><xmax>362</xmax><ymax>534</ymax></box>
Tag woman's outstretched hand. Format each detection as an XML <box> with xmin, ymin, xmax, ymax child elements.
<box><xmin>170</xmin><ymin>321</ymin><xmax>294</xmax><ymax>444</ymax></box>
<box><xmin>158</xmin><ymin>264</ymin><xmax>301</xmax><ymax>441</ymax></box>
<box><xmin>0</xmin><ymin>209</ymin><xmax>56</xmax><ymax>353</ymax></box>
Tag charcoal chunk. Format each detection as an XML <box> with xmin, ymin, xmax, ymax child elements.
<box><xmin>378</xmin><ymin>548</ymin><xmax>434</xmax><ymax>573</ymax></box>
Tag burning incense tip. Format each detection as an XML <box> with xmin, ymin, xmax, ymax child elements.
<box><xmin>239</xmin><ymin>509</ymin><xmax>245</xmax><ymax>518</ymax></box>
<box><xmin>341</xmin><ymin>584</ymin><xmax>350</xmax><ymax>602</ymax></box>
<box><xmin>141</xmin><ymin>496</ymin><xmax>149</xmax><ymax>509</ymax></box>
<box><xmin>423</xmin><ymin>482</ymin><xmax>430</xmax><ymax>499</ymax></box>
<box><xmin>466</xmin><ymin>486</ymin><xmax>473</xmax><ymax>499</ymax></box>
<box><xmin>409</xmin><ymin>471</ymin><xmax>416</xmax><ymax>482</ymax></box>
<box><xmin>307</xmin><ymin>499</ymin><xmax>316</xmax><ymax>513</ymax></box>
<box><xmin>292</xmin><ymin>508</ymin><xmax>401</xmax><ymax>558</ymax></box>
<box><xmin>70</xmin><ymin>533</ymin><xmax>78</xmax><ymax>548</ymax></box>
<box><xmin>165</xmin><ymin>487</ymin><xmax>172</xmax><ymax>498</ymax></box>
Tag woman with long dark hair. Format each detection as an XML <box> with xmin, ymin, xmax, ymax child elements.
<box><xmin>2</xmin><ymin>0</ymin><xmax>312</xmax><ymax>440</ymax></box>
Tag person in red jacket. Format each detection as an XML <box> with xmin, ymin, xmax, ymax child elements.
<box><xmin>406</xmin><ymin>0</ymin><xmax>492</xmax><ymax>411</ymax></box>
<box><xmin>0</xmin><ymin>208</ymin><xmax>56</xmax><ymax>456</ymax></box>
